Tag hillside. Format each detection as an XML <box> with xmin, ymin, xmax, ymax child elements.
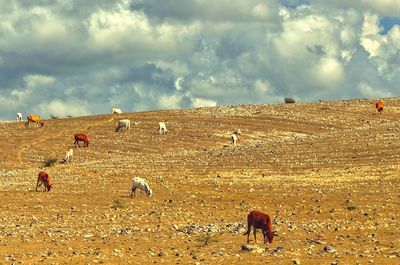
<box><xmin>0</xmin><ymin>98</ymin><xmax>400</xmax><ymax>264</ymax></box>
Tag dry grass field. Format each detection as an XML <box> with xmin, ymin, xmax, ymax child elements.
<box><xmin>0</xmin><ymin>98</ymin><xmax>400</xmax><ymax>264</ymax></box>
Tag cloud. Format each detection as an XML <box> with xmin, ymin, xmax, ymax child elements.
<box><xmin>174</xmin><ymin>77</ymin><xmax>184</xmax><ymax>91</ymax></box>
<box><xmin>192</xmin><ymin>98</ymin><xmax>217</xmax><ymax>108</ymax></box>
<box><xmin>11</xmin><ymin>74</ymin><xmax>56</xmax><ymax>100</ymax></box>
<box><xmin>357</xmin><ymin>81</ymin><xmax>392</xmax><ymax>98</ymax></box>
<box><xmin>37</xmin><ymin>99</ymin><xmax>91</xmax><ymax>118</ymax></box>
<box><xmin>0</xmin><ymin>0</ymin><xmax>399</xmax><ymax>120</ymax></box>
<box><xmin>311</xmin><ymin>0</ymin><xmax>400</xmax><ymax>17</ymax></box>
<box><xmin>360</xmin><ymin>13</ymin><xmax>400</xmax><ymax>79</ymax></box>
<box><xmin>130</xmin><ymin>0</ymin><xmax>281</xmax><ymax>23</ymax></box>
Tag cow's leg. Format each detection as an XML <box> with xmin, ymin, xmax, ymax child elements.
<box><xmin>263</xmin><ymin>230</ymin><xmax>267</xmax><ymax>244</ymax></box>
<box><xmin>253</xmin><ymin>228</ymin><xmax>257</xmax><ymax>243</ymax></box>
<box><xmin>35</xmin><ymin>179</ymin><xmax>40</xmax><ymax>191</ymax></box>
<box><xmin>245</xmin><ymin>225</ymin><xmax>251</xmax><ymax>243</ymax></box>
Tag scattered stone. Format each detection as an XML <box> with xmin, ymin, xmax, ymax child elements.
<box><xmin>324</xmin><ymin>246</ymin><xmax>336</xmax><ymax>253</ymax></box>
<box><xmin>270</xmin><ymin>246</ymin><xmax>284</xmax><ymax>254</ymax></box>
<box><xmin>241</xmin><ymin>244</ymin><xmax>265</xmax><ymax>253</ymax></box>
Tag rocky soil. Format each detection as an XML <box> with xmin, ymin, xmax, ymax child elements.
<box><xmin>0</xmin><ymin>97</ymin><xmax>400</xmax><ymax>264</ymax></box>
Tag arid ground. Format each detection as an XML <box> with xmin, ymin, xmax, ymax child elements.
<box><xmin>0</xmin><ymin>98</ymin><xmax>399</xmax><ymax>264</ymax></box>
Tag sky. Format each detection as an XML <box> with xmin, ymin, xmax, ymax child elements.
<box><xmin>0</xmin><ymin>0</ymin><xmax>399</xmax><ymax>119</ymax></box>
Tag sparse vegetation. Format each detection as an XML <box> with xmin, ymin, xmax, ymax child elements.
<box><xmin>346</xmin><ymin>205</ymin><xmax>357</xmax><ymax>211</ymax></box>
<box><xmin>196</xmin><ymin>234</ymin><xmax>218</xmax><ymax>247</ymax></box>
<box><xmin>1</xmin><ymin>98</ymin><xmax>400</xmax><ymax>263</ymax></box>
<box><xmin>344</xmin><ymin>199</ymin><xmax>357</xmax><ymax>211</ymax></box>
<box><xmin>111</xmin><ymin>199</ymin><xmax>125</xmax><ymax>209</ymax></box>
<box><xmin>284</xmin><ymin>97</ymin><xmax>296</xmax><ymax>104</ymax></box>
<box><xmin>50</xmin><ymin>115</ymin><xmax>59</xmax><ymax>119</ymax></box>
<box><xmin>43</xmin><ymin>158</ymin><xmax>58</xmax><ymax>167</ymax></box>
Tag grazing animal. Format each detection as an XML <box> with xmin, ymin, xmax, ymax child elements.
<box><xmin>234</xmin><ymin>128</ymin><xmax>242</xmax><ymax>135</ymax></box>
<box><xmin>231</xmin><ymin>133</ymin><xmax>239</xmax><ymax>145</ymax></box>
<box><xmin>243</xmin><ymin>210</ymin><xmax>278</xmax><ymax>244</ymax></box>
<box><xmin>158</xmin><ymin>122</ymin><xmax>168</xmax><ymax>135</ymax></box>
<box><xmin>112</xmin><ymin>108</ymin><xmax>123</xmax><ymax>114</ymax></box>
<box><xmin>115</xmin><ymin>119</ymin><xmax>131</xmax><ymax>132</ymax></box>
<box><xmin>376</xmin><ymin>101</ymin><xmax>384</xmax><ymax>114</ymax></box>
<box><xmin>130</xmin><ymin>177</ymin><xmax>152</xmax><ymax>198</ymax></box>
<box><xmin>25</xmin><ymin>114</ymin><xmax>44</xmax><ymax>127</ymax></box>
<box><xmin>63</xmin><ymin>148</ymin><xmax>74</xmax><ymax>163</ymax></box>
<box><xmin>36</xmin><ymin>171</ymin><xmax>53</xmax><ymax>192</ymax></box>
<box><xmin>74</xmin><ymin>134</ymin><xmax>89</xmax><ymax>148</ymax></box>
<box><xmin>16</xmin><ymin>112</ymin><xmax>22</xmax><ymax>122</ymax></box>
<box><xmin>231</xmin><ymin>128</ymin><xmax>241</xmax><ymax>145</ymax></box>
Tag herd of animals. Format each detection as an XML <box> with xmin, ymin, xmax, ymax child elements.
<box><xmin>12</xmin><ymin>100</ymin><xmax>386</xmax><ymax>245</ymax></box>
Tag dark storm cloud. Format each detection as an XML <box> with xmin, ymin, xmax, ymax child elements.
<box><xmin>130</xmin><ymin>0</ymin><xmax>280</xmax><ymax>23</ymax></box>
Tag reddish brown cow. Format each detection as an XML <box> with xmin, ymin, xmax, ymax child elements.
<box><xmin>36</xmin><ymin>171</ymin><xmax>53</xmax><ymax>192</ymax></box>
<box><xmin>74</xmin><ymin>133</ymin><xmax>89</xmax><ymax>147</ymax></box>
<box><xmin>376</xmin><ymin>101</ymin><xmax>384</xmax><ymax>114</ymax></box>
<box><xmin>243</xmin><ymin>210</ymin><xmax>278</xmax><ymax>244</ymax></box>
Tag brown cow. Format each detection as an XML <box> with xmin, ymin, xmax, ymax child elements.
<box><xmin>25</xmin><ymin>114</ymin><xmax>44</xmax><ymax>127</ymax></box>
<box><xmin>376</xmin><ymin>101</ymin><xmax>384</xmax><ymax>114</ymax></box>
<box><xmin>74</xmin><ymin>133</ymin><xmax>89</xmax><ymax>147</ymax></box>
<box><xmin>36</xmin><ymin>171</ymin><xmax>53</xmax><ymax>192</ymax></box>
<box><xmin>243</xmin><ymin>210</ymin><xmax>278</xmax><ymax>244</ymax></box>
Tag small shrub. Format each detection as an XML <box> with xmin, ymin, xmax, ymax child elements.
<box><xmin>196</xmin><ymin>234</ymin><xmax>218</xmax><ymax>247</ymax></box>
<box><xmin>344</xmin><ymin>199</ymin><xmax>357</xmax><ymax>211</ymax></box>
<box><xmin>111</xmin><ymin>199</ymin><xmax>125</xmax><ymax>209</ymax></box>
<box><xmin>284</xmin><ymin>97</ymin><xmax>296</xmax><ymax>104</ymax></box>
<box><xmin>43</xmin><ymin>158</ymin><xmax>58</xmax><ymax>167</ymax></box>
<box><xmin>346</xmin><ymin>205</ymin><xmax>357</xmax><ymax>211</ymax></box>
<box><xmin>50</xmin><ymin>115</ymin><xmax>59</xmax><ymax>119</ymax></box>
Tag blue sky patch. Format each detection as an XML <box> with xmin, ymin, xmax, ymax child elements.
<box><xmin>379</xmin><ymin>17</ymin><xmax>400</xmax><ymax>34</ymax></box>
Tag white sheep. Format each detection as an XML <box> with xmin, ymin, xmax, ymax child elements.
<box><xmin>158</xmin><ymin>122</ymin><xmax>168</xmax><ymax>135</ymax></box>
<box><xmin>63</xmin><ymin>149</ymin><xmax>73</xmax><ymax>163</ymax></box>
<box><xmin>16</xmin><ymin>113</ymin><xmax>22</xmax><ymax>122</ymax></box>
<box><xmin>231</xmin><ymin>133</ymin><xmax>238</xmax><ymax>145</ymax></box>
<box><xmin>131</xmin><ymin>177</ymin><xmax>152</xmax><ymax>198</ymax></box>
<box><xmin>233</xmin><ymin>128</ymin><xmax>242</xmax><ymax>135</ymax></box>
<box><xmin>112</xmin><ymin>108</ymin><xmax>123</xmax><ymax>114</ymax></box>
<box><xmin>231</xmin><ymin>128</ymin><xmax>242</xmax><ymax>146</ymax></box>
<box><xmin>115</xmin><ymin>119</ymin><xmax>131</xmax><ymax>132</ymax></box>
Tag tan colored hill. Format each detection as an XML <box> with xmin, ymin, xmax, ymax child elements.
<box><xmin>0</xmin><ymin>98</ymin><xmax>400</xmax><ymax>264</ymax></box>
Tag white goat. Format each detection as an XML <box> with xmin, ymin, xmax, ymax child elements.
<box><xmin>131</xmin><ymin>177</ymin><xmax>152</xmax><ymax>198</ymax></box>
<box><xmin>16</xmin><ymin>113</ymin><xmax>22</xmax><ymax>122</ymax></box>
<box><xmin>112</xmin><ymin>108</ymin><xmax>123</xmax><ymax>114</ymax></box>
<box><xmin>158</xmin><ymin>122</ymin><xmax>168</xmax><ymax>135</ymax></box>
<box><xmin>115</xmin><ymin>119</ymin><xmax>131</xmax><ymax>132</ymax></box>
<box><xmin>63</xmin><ymin>149</ymin><xmax>73</xmax><ymax>163</ymax></box>
<box><xmin>233</xmin><ymin>128</ymin><xmax>242</xmax><ymax>135</ymax></box>
<box><xmin>231</xmin><ymin>133</ymin><xmax>239</xmax><ymax>145</ymax></box>
<box><xmin>231</xmin><ymin>129</ymin><xmax>242</xmax><ymax>146</ymax></box>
